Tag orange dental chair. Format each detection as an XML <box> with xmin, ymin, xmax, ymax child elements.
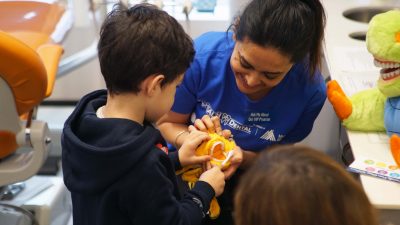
<box><xmin>0</xmin><ymin>30</ymin><xmax>63</xmax><ymax>187</ymax></box>
<box><xmin>0</xmin><ymin>2</ymin><xmax>66</xmax><ymax>224</ymax></box>
<box><xmin>0</xmin><ymin>0</ymin><xmax>65</xmax><ymax>188</ymax></box>
<box><xmin>0</xmin><ymin>1</ymin><xmax>100</xmax><ymax>224</ymax></box>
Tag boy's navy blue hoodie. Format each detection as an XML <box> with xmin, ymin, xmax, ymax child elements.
<box><xmin>62</xmin><ymin>90</ymin><xmax>215</xmax><ymax>225</ymax></box>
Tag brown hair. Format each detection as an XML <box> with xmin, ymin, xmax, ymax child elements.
<box><xmin>98</xmin><ymin>3</ymin><xmax>194</xmax><ymax>95</ymax></box>
<box><xmin>234</xmin><ymin>145</ymin><xmax>379</xmax><ymax>225</ymax></box>
<box><xmin>233</xmin><ymin>0</ymin><xmax>326</xmax><ymax>78</ymax></box>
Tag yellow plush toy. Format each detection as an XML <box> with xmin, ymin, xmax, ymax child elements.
<box><xmin>177</xmin><ymin>132</ymin><xmax>235</xmax><ymax>219</ymax></box>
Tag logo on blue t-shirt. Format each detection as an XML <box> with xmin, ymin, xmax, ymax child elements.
<box><xmin>259</xmin><ymin>129</ymin><xmax>285</xmax><ymax>142</ymax></box>
<box><xmin>193</xmin><ymin>100</ymin><xmax>285</xmax><ymax>143</ymax></box>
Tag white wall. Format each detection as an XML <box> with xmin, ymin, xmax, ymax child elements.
<box><xmin>48</xmin><ymin>0</ymin><xmax>236</xmax><ymax>101</ymax></box>
<box><xmin>299</xmin><ymin>56</ymin><xmax>342</xmax><ymax>161</ymax></box>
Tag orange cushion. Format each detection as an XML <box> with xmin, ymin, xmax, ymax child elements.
<box><xmin>37</xmin><ymin>44</ymin><xmax>63</xmax><ymax>97</ymax></box>
<box><xmin>8</xmin><ymin>31</ymin><xmax>51</xmax><ymax>50</ymax></box>
<box><xmin>0</xmin><ymin>31</ymin><xmax>47</xmax><ymax>116</ymax></box>
<box><xmin>0</xmin><ymin>1</ymin><xmax>65</xmax><ymax>36</ymax></box>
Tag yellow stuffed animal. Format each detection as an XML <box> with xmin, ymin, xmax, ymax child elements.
<box><xmin>177</xmin><ymin>132</ymin><xmax>235</xmax><ymax>219</ymax></box>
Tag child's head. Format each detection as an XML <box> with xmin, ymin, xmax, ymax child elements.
<box><xmin>97</xmin><ymin>3</ymin><xmax>194</xmax><ymax>96</ymax></box>
<box><xmin>234</xmin><ymin>145</ymin><xmax>379</xmax><ymax>225</ymax></box>
<box><xmin>233</xmin><ymin>0</ymin><xmax>326</xmax><ymax>77</ymax></box>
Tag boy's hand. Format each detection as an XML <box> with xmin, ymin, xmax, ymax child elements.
<box><xmin>222</xmin><ymin>146</ymin><xmax>243</xmax><ymax>180</ymax></box>
<box><xmin>199</xmin><ymin>165</ymin><xmax>225</xmax><ymax>197</ymax></box>
<box><xmin>178</xmin><ymin>129</ymin><xmax>211</xmax><ymax>167</ymax></box>
<box><xmin>194</xmin><ymin>115</ymin><xmax>231</xmax><ymax>138</ymax></box>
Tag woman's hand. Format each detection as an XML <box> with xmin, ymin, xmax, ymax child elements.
<box><xmin>194</xmin><ymin>115</ymin><xmax>244</xmax><ymax>178</ymax></box>
<box><xmin>178</xmin><ymin>128</ymin><xmax>211</xmax><ymax>167</ymax></box>
<box><xmin>222</xmin><ymin>146</ymin><xmax>243</xmax><ymax>180</ymax></box>
<box><xmin>194</xmin><ymin>115</ymin><xmax>232</xmax><ymax>138</ymax></box>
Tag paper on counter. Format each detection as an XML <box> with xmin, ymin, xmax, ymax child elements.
<box><xmin>338</xmin><ymin>70</ymin><xmax>378</xmax><ymax>96</ymax></box>
<box><xmin>330</xmin><ymin>46</ymin><xmax>381</xmax><ymax>96</ymax></box>
<box><xmin>332</xmin><ymin>46</ymin><xmax>380</xmax><ymax>72</ymax></box>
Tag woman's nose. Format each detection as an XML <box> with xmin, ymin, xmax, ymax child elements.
<box><xmin>245</xmin><ymin>72</ymin><xmax>261</xmax><ymax>86</ymax></box>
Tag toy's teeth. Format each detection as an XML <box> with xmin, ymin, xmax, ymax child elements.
<box><xmin>210</xmin><ymin>141</ymin><xmax>225</xmax><ymax>160</ymax></box>
<box><xmin>381</xmin><ymin>67</ymin><xmax>400</xmax><ymax>81</ymax></box>
<box><xmin>374</xmin><ymin>59</ymin><xmax>400</xmax><ymax>69</ymax></box>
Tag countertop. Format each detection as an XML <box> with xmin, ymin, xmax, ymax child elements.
<box><xmin>320</xmin><ymin>0</ymin><xmax>400</xmax><ymax>209</ymax></box>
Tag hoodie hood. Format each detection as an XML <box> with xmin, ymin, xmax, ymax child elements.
<box><xmin>62</xmin><ymin>90</ymin><xmax>161</xmax><ymax>193</ymax></box>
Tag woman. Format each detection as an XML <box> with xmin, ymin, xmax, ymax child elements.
<box><xmin>158</xmin><ymin>0</ymin><xmax>327</xmax><ymax>224</ymax></box>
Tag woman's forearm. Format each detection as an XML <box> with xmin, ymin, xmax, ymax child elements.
<box><xmin>158</xmin><ymin>122</ymin><xmax>190</xmax><ymax>148</ymax></box>
<box><xmin>157</xmin><ymin>111</ymin><xmax>192</xmax><ymax>148</ymax></box>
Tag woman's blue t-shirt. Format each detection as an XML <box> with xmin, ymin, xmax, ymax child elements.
<box><xmin>171</xmin><ymin>32</ymin><xmax>327</xmax><ymax>152</ymax></box>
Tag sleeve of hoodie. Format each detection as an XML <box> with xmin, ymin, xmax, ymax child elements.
<box><xmin>168</xmin><ymin>151</ymin><xmax>182</xmax><ymax>171</ymax></box>
<box><xmin>120</xmin><ymin>152</ymin><xmax>215</xmax><ymax>225</ymax></box>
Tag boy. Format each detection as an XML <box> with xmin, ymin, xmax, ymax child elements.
<box><xmin>61</xmin><ymin>3</ymin><xmax>225</xmax><ymax>225</ymax></box>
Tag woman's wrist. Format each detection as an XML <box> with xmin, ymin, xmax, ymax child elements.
<box><xmin>174</xmin><ymin>130</ymin><xmax>189</xmax><ymax>148</ymax></box>
<box><xmin>240</xmin><ymin>150</ymin><xmax>258</xmax><ymax>169</ymax></box>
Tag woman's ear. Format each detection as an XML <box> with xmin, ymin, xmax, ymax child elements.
<box><xmin>143</xmin><ymin>74</ymin><xmax>165</xmax><ymax>97</ymax></box>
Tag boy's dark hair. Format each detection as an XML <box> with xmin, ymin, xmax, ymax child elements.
<box><xmin>98</xmin><ymin>3</ymin><xmax>194</xmax><ymax>94</ymax></box>
<box><xmin>233</xmin><ymin>0</ymin><xmax>326</xmax><ymax>78</ymax></box>
<box><xmin>234</xmin><ymin>145</ymin><xmax>379</xmax><ymax>225</ymax></box>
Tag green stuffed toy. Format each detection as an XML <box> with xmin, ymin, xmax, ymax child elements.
<box><xmin>327</xmin><ymin>10</ymin><xmax>400</xmax><ymax>166</ymax></box>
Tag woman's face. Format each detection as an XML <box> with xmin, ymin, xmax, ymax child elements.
<box><xmin>230</xmin><ymin>37</ymin><xmax>294</xmax><ymax>100</ymax></box>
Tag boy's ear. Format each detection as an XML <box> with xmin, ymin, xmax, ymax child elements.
<box><xmin>142</xmin><ymin>74</ymin><xmax>165</xmax><ymax>97</ymax></box>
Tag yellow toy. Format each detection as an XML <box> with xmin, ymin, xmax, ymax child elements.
<box><xmin>177</xmin><ymin>132</ymin><xmax>235</xmax><ymax>219</ymax></box>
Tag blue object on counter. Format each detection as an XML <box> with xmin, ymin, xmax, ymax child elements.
<box><xmin>195</xmin><ymin>0</ymin><xmax>217</xmax><ymax>13</ymax></box>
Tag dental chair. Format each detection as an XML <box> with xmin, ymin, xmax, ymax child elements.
<box><xmin>0</xmin><ymin>29</ymin><xmax>63</xmax><ymax>185</ymax></box>
<box><xmin>0</xmin><ymin>30</ymin><xmax>64</xmax><ymax>225</ymax></box>
<box><xmin>0</xmin><ymin>1</ymin><xmax>68</xmax><ymax>224</ymax></box>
